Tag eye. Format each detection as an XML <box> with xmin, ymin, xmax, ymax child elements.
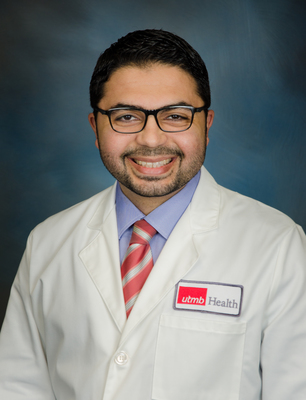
<box><xmin>160</xmin><ymin>108</ymin><xmax>192</xmax><ymax>123</ymax></box>
<box><xmin>115</xmin><ymin>113</ymin><xmax>139</xmax><ymax>122</ymax></box>
<box><xmin>166</xmin><ymin>113</ymin><xmax>186</xmax><ymax>120</ymax></box>
<box><xmin>111</xmin><ymin>110</ymin><xmax>143</xmax><ymax>123</ymax></box>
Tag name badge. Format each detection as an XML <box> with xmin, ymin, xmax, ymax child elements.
<box><xmin>174</xmin><ymin>280</ymin><xmax>243</xmax><ymax>317</ymax></box>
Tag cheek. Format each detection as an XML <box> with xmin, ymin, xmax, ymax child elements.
<box><xmin>174</xmin><ymin>133</ymin><xmax>205</xmax><ymax>157</ymax></box>
<box><xmin>98</xmin><ymin>132</ymin><xmax>134</xmax><ymax>157</ymax></box>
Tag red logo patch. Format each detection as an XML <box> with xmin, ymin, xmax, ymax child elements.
<box><xmin>177</xmin><ymin>286</ymin><xmax>207</xmax><ymax>306</ymax></box>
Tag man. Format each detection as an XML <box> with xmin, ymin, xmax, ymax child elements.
<box><xmin>0</xmin><ymin>29</ymin><xmax>305</xmax><ymax>400</ymax></box>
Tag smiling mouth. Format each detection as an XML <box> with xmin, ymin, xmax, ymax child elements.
<box><xmin>133</xmin><ymin>158</ymin><xmax>172</xmax><ymax>168</ymax></box>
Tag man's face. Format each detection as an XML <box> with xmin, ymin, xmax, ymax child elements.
<box><xmin>89</xmin><ymin>64</ymin><xmax>214</xmax><ymax>208</ymax></box>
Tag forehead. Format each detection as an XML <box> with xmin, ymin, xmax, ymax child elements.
<box><xmin>100</xmin><ymin>64</ymin><xmax>202</xmax><ymax>109</ymax></box>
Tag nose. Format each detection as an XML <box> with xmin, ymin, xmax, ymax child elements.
<box><xmin>135</xmin><ymin>115</ymin><xmax>167</xmax><ymax>147</ymax></box>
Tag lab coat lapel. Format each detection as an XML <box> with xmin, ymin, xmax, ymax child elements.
<box><xmin>79</xmin><ymin>184</ymin><xmax>127</xmax><ymax>333</ymax></box>
<box><xmin>120</xmin><ymin>167</ymin><xmax>220</xmax><ymax>344</ymax></box>
<box><xmin>120</xmin><ymin>207</ymin><xmax>198</xmax><ymax>343</ymax></box>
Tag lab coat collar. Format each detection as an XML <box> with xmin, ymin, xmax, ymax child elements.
<box><xmin>86</xmin><ymin>166</ymin><xmax>220</xmax><ymax>234</ymax></box>
<box><xmin>190</xmin><ymin>166</ymin><xmax>220</xmax><ymax>233</ymax></box>
<box><xmin>87</xmin><ymin>183</ymin><xmax>118</xmax><ymax>231</ymax></box>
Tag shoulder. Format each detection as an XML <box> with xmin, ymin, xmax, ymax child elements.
<box><xmin>29</xmin><ymin>184</ymin><xmax>116</xmax><ymax>245</ymax></box>
<box><xmin>194</xmin><ymin>167</ymin><xmax>300</xmax><ymax>239</ymax></box>
<box><xmin>216</xmin><ymin>182</ymin><xmax>306</xmax><ymax>258</ymax></box>
<box><xmin>219</xmin><ymin>184</ymin><xmax>297</xmax><ymax>234</ymax></box>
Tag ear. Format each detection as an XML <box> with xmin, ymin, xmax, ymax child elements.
<box><xmin>88</xmin><ymin>112</ymin><xmax>99</xmax><ymax>149</ymax></box>
<box><xmin>206</xmin><ymin>110</ymin><xmax>214</xmax><ymax>146</ymax></box>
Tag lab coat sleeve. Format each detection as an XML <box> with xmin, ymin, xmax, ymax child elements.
<box><xmin>0</xmin><ymin>233</ymin><xmax>56</xmax><ymax>400</ymax></box>
<box><xmin>261</xmin><ymin>225</ymin><xmax>306</xmax><ymax>400</ymax></box>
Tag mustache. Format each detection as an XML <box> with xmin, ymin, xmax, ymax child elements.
<box><xmin>121</xmin><ymin>146</ymin><xmax>184</xmax><ymax>158</ymax></box>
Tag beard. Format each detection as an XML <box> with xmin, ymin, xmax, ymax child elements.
<box><xmin>96</xmin><ymin>132</ymin><xmax>207</xmax><ymax>198</ymax></box>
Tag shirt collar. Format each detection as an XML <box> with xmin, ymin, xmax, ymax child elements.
<box><xmin>116</xmin><ymin>171</ymin><xmax>200</xmax><ymax>240</ymax></box>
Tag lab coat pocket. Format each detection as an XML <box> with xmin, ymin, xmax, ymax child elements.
<box><xmin>152</xmin><ymin>314</ymin><xmax>246</xmax><ymax>400</ymax></box>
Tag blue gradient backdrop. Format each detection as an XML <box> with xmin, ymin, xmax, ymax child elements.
<box><xmin>1</xmin><ymin>0</ymin><xmax>306</xmax><ymax>326</ymax></box>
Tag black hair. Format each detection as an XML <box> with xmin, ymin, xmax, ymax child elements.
<box><xmin>89</xmin><ymin>29</ymin><xmax>211</xmax><ymax>110</ymax></box>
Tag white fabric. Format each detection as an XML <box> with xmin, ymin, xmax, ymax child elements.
<box><xmin>0</xmin><ymin>166</ymin><xmax>305</xmax><ymax>400</ymax></box>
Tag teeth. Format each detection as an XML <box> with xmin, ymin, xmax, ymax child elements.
<box><xmin>135</xmin><ymin>158</ymin><xmax>172</xmax><ymax>168</ymax></box>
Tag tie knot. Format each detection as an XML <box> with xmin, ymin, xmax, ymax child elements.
<box><xmin>130</xmin><ymin>220</ymin><xmax>157</xmax><ymax>245</ymax></box>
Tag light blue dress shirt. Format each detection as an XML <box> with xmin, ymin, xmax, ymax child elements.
<box><xmin>116</xmin><ymin>170</ymin><xmax>201</xmax><ymax>264</ymax></box>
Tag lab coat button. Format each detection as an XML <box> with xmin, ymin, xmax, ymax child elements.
<box><xmin>115</xmin><ymin>351</ymin><xmax>129</xmax><ymax>365</ymax></box>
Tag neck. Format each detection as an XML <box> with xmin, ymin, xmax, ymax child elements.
<box><xmin>119</xmin><ymin>183</ymin><xmax>183</xmax><ymax>215</ymax></box>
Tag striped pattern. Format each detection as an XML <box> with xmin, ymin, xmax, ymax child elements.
<box><xmin>121</xmin><ymin>220</ymin><xmax>157</xmax><ymax>318</ymax></box>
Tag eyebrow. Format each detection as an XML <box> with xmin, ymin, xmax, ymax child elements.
<box><xmin>108</xmin><ymin>101</ymin><xmax>193</xmax><ymax>110</ymax></box>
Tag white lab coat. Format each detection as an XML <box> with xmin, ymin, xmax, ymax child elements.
<box><xmin>0</xmin><ymin>167</ymin><xmax>306</xmax><ymax>400</ymax></box>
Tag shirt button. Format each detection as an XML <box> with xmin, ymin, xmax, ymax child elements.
<box><xmin>114</xmin><ymin>351</ymin><xmax>129</xmax><ymax>365</ymax></box>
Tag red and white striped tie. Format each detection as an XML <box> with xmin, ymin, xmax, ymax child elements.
<box><xmin>121</xmin><ymin>220</ymin><xmax>157</xmax><ymax>318</ymax></box>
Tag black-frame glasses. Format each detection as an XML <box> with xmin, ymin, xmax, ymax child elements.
<box><xmin>94</xmin><ymin>105</ymin><xmax>207</xmax><ymax>134</ymax></box>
